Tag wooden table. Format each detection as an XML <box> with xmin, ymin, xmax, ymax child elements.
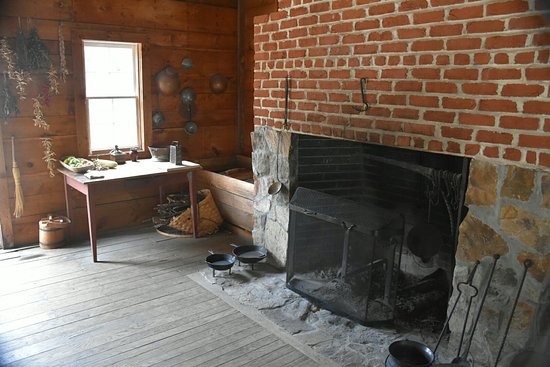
<box><xmin>59</xmin><ymin>159</ymin><xmax>202</xmax><ymax>262</ymax></box>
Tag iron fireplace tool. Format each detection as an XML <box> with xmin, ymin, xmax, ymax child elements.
<box><xmin>433</xmin><ymin>260</ymin><xmax>481</xmax><ymax>354</ymax></box>
<box><xmin>493</xmin><ymin>259</ymin><xmax>533</xmax><ymax>367</ymax></box>
<box><xmin>455</xmin><ymin>262</ymin><xmax>481</xmax><ymax>359</ymax></box>
<box><xmin>453</xmin><ymin>254</ymin><xmax>500</xmax><ymax>366</ymax></box>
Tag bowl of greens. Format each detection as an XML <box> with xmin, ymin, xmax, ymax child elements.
<box><xmin>60</xmin><ymin>156</ymin><xmax>94</xmax><ymax>173</ymax></box>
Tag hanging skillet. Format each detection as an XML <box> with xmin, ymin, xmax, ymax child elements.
<box><xmin>184</xmin><ymin>103</ymin><xmax>198</xmax><ymax>135</ymax></box>
<box><xmin>184</xmin><ymin>121</ymin><xmax>198</xmax><ymax>135</ymax></box>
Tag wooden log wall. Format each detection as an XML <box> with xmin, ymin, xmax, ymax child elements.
<box><xmin>238</xmin><ymin>0</ymin><xmax>278</xmax><ymax>156</ymax></box>
<box><xmin>0</xmin><ymin>0</ymin><xmax>238</xmax><ymax>247</ymax></box>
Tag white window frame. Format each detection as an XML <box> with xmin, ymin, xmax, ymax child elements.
<box><xmin>83</xmin><ymin>40</ymin><xmax>142</xmax><ymax>153</ymax></box>
<box><xmin>72</xmin><ymin>30</ymin><xmax>151</xmax><ymax>157</ymax></box>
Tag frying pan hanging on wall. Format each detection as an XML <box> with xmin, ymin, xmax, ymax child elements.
<box><xmin>180</xmin><ymin>87</ymin><xmax>196</xmax><ymax>104</ymax></box>
<box><xmin>209</xmin><ymin>73</ymin><xmax>228</xmax><ymax>94</ymax></box>
<box><xmin>156</xmin><ymin>66</ymin><xmax>180</xmax><ymax>95</ymax></box>
<box><xmin>152</xmin><ymin>111</ymin><xmax>165</xmax><ymax>127</ymax></box>
<box><xmin>178</xmin><ymin>87</ymin><xmax>198</xmax><ymax>135</ymax></box>
<box><xmin>181</xmin><ymin>57</ymin><xmax>193</xmax><ymax>70</ymax></box>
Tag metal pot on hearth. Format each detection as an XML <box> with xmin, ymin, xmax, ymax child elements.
<box><xmin>386</xmin><ymin>340</ymin><xmax>435</xmax><ymax>367</ymax></box>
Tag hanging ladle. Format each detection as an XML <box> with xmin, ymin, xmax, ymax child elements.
<box><xmin>268</xmin><ymin>130</ymin><xmax>282</xmax><ymax>195</ymax></box>
<box><xmin>268</xmin><ymin>75</ymin><xmax>289</xmax><ymax>196</ymax></box>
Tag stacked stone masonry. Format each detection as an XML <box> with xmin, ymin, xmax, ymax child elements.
<box><xmin>454</xmin><ymin>159</ymin><xmax>549</xmax><ymax>366</ymax></box>
<box><xmin>253</xmin><ymin>0</ymin><xmax>550</xmax><ymax>168</ymax></box>
<box><xmin>251</xmin><ymin>1</ymin><xmax>550</xmax><ymax>365</ymax></box>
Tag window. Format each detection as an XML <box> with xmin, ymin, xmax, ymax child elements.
<box><xmin>83</xmin><ymin>40</ymin><xmax>142</xmax><ymax>153</ymax></box>
<box><xmin>73</xmin><ymin>31</ymin><xmax>151</xmax><ymax>157</ymax></box>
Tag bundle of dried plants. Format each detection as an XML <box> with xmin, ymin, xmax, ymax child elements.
<box><xmin>1</xmin><ymin>72</ymin><xmax>19</xmax><ymax>123</ymax></box>
<box><xmin>58</xmin><ymin>22</ymin><xmax>69</xmax><ymax>82</ymax></box>
<box><xmin>26</xmin><ymin>27</ymin><xmax>51</xmax><ymax>71</ymax></box>
<box><xmin>15</xmin><ymin>21</ymin><xmax>28</xmax><ymax>71</ymax></box>
<box><xmin>32</xmin><ymin>95</ymin><xmax>49</xmax><ymax>130</ymax></box>
<box><xmin>41</xmin><ymin>137</ymin><xmax>56</xmax><ymax>177</ymax></box>
<box><xmin>48</xmin><ymin>66</ymin><xmax>59</xmax><ymax>95</ymax></box>
<box><xmin>0</xmin><ymin>38</ymin><xmax>31</xmax><ymax>99</ymax></box>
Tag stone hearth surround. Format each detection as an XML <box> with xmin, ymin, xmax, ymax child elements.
<box><xmin>251</xmin><ymin>1</ymin><xmax>550</xmax><ymax>365</ymax></box>
<box><xmin>252</xmin><ymin>127</ymin><xmax>549</xmax><ymax>365</ymax></box>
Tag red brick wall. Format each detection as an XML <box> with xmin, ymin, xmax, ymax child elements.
<box><xmin>253</xmin><ymin>0</ymin><xmax>550</xmax><ymax>168</ymax></box>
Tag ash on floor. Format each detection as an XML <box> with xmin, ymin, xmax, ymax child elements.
<box><xmin>199</xmin><ymin>263</ymin><xmax>455</xmax><ymax>367</ymax></box>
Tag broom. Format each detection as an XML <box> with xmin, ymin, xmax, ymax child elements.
<box><xmin>11</xmin><ymin>136</ymin><xmax>24</xmax><ymax>218</ymax></box>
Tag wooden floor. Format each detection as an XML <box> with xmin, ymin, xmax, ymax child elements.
<box><xmin>0</xmin><ymin>227</ymin><xmax>319</xmax><ymax>367</ymax></box>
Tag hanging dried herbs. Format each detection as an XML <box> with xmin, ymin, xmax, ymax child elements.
<box><xmin>15</xmin><ymin>19</ymin><xmax>28</xmax><ymax>71</ymax></box>
<box><xmin>58</xmin><ymin>22</ymin><xmax>68</xmax><ymax>82</ymax></box>
<box><xmin>48</xmin><ymin>66</ymin><xmax>59</xmax><ymax>95</ymax></box>
<box><xmin>32</xmin><ymin>95</ymin><xmax>49</xmax><ymax>129</ymax></box>
<box><xmin>41</xmin><ymin>137</ymin><xmax>56</xmax><ymax>177</ymax></box>
<box><xmin>26</xmin><ymin>27</ymin><xmax>51</xmax><ymax>71</ymax></box>
<box><xmin>0</xmin><ymin>72</ymin><xmax>19</xmax><ymax>123</ymax></box>
<box><xmin>0</xmin><ymin>37</ymin><xmax>31</xmax><ymax>99</ymax></box>
<box><xmin>0</xmin><ymin>38</ymin><xmax>16</xmax><ymax>71</ymax></box>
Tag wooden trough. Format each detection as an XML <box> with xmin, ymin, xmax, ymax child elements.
<box><xmin>196</xmin><ymin>155</ymin><xmax>255</xmax><ymax>235</ymax></box>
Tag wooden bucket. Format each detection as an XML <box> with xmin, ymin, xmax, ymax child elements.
<box><xmin>39</xmin><ymin>215</ymin><xmax>71</xmax><ymax>249</ymax></box>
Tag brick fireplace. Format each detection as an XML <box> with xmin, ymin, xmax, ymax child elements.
<box><xmin>251</xmin><ymin>1</ymin><xmax>549</xmax><ymax>366</ymax></box>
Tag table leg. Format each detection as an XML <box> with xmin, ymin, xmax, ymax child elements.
<box><xmin>159</xmin><ymin>185</ymin><xmax>165</xmax><ymax>204</ymax></box>
<box><xmin>187</xmin><ymin>171</ymin><xmax>199</xmax><ymax>238</ymax></box>
<box><xmin>85</xmin><ymin>186</ymin><xmax>98</xmax><ymax>262</ymax></box>
<box><xmin>63</xmin><ymin>176</ymin><xmax>74</xmax><ymax>241</ymax></box>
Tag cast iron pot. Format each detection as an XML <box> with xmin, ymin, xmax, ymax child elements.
<box><xmin>406</xmin><ymin>223</ymin><xmax>443</xmax><ymax>262</ymax></box>
<box><xmin>230</xmin><ymin>244</ymin><xmax>267</xmax><ymax>270</ymax></box>
<box><xmin>386</xmin><ymin>340</ymin><xmax>435</xmax><ymax>367</ymax></box>
<box><xmin>205</xmin><ymin>250</ymin><xmax>236</xmax><ymax>277</ymax></box>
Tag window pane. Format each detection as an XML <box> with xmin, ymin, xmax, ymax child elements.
<box><xmin>84</xmin><ymin>42</ymin><xmax>137</xmax><ymax>97</ymax></box>
<box><xmin>88</xmin><ymin>98</ymin><xmax>139</xmax><ymax>151</ymax></box>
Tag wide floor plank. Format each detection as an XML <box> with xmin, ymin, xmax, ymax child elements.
<box><xmin>0</xmin><ymin>226</ymin><xmax>325</xmax><ymax>367</ymax></box>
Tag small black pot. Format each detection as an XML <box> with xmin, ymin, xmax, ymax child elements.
<box><xmin>230</xmin><ymin>244</ymin><xmax>267</xmax><ymax>270</ymax></box>
<box><xmin>205</xmin><ymin>251</ymin><xmax>236</xmax><ymax>277</ymax></box>
<box><xmin>386</xmin><ymin>340</ymin><xmax>435</xmax><ymax>367</ymax></box>
<box><xmin>232</xmin><ymin>245</ymin><xmax>267</xmax><ymax>264</ymax></box>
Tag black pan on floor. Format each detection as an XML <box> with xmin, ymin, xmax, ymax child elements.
<box><xmin>205</xmin><ymin>250</ymin><xmax>236</xmax><ymax>277</ymax></box>
<box><xmin>230</xmin><ymin>244</ymin><xmax>267</xmax><ymax>270</ymax></box>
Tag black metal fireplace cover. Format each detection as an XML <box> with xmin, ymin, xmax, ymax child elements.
<box><xmin>287</xmin><ymin>187</ymin><xmax>405</xmax><ymax>325</ymax></box>
<box><xmin>289</xmin><ymin>186</ymin><xmax>402</xmax><ymax>236</ymax></box>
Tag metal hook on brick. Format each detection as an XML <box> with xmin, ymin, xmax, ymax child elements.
<box><xmin>353</xmin><ymin>77</ymin><xmax>369</xmax><ymax>112</ymax></box>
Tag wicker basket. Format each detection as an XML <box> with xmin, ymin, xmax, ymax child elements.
<box><xmin>168</xmin><ymin>189</ymin><xmax>223</xmax><ymax>236</ymax></box>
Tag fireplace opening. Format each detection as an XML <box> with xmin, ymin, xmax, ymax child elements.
<box><xmin>287</xmin><ymin>134</ymin><xmax>470</xmax><ymax>329</ymax></box>
<box><xmin>287</xmin><ymin>187</ymin><xmax>405</xmax><ymax>324</ymax></box>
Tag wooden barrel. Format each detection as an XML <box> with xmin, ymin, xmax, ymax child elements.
<box><xmin>39</xmin><ymin>216</ymin><xmax>71</xmax><ymax>249</ymax></box>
